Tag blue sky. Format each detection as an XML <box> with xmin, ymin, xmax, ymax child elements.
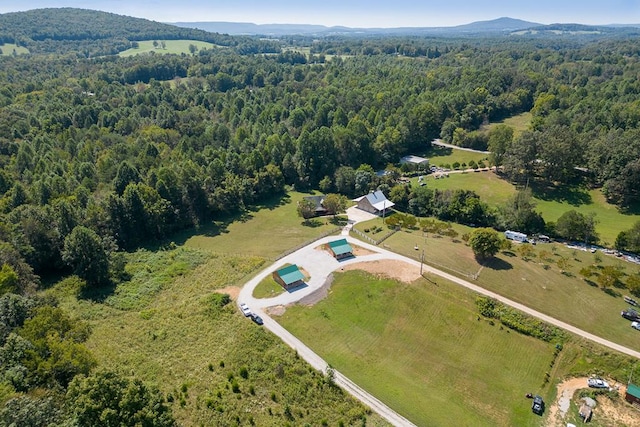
<box><xmin>1</xmin><ymin>0</ymin><xmax>639</xmax><ymax>27</ymax></box>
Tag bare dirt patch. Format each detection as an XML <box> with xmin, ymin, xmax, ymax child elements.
<box><xmin>351</xmin><ymin>244</ymin><xmax>376</xmax><ymax>256</ymax></box>
<box><xmin>216</xmin><ymin>286</ymin><xmax>240</xmax><ymax>300</ymax></box>
<box><xmin>598</xmin><ymin>393</ymin><xmax>640</xmax><ymax>427</ymax></box>
<box><xmin>547</xmin><ymin>377</ymin><xmax>639</xmax><ymax>427</ymax></box>
<box><xmin>547</xmin><ymin>377</ymin><xmax>587</xmax><ymax>426</ymax></box>
<box><xmin>266</xmin><ymin>305</ymin><xmax>286</xmax><ymax>316</ymax></box>
<box><xmin>340</xmin><ymin>259</ymin><xmax>421</xmax><ymax>283</ymax></box>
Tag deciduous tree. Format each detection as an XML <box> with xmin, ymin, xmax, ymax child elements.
<box><xmin>468</xmin><ymin>228</ymin><xmax>501</xmax><ymax>260</ymax></box>
<box><xmin>62</xmin><ymin>226</ymin><xmax>109</xmax><ymax>286</ymax></box>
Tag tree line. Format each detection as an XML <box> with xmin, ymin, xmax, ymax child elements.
<box><xmin>0</xmin><ymin>29</ymin><xmax>639</xmax><ymax>292</ymax></box>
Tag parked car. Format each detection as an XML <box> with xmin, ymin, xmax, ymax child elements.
<box><xmin>632</xmin><ymin>321</ymin><xmax>640</xmax><ymax>331</ymax></box>
<box><xmin>625</xmin><ymin>296</ymin><xmax>639</xmax><ymax>307</ymax></box>
<box><xmin>531</xmin><ymin>395</ymin><xmax>544</xmax><ymax>415</ymax></box>
<box><xmin>239</xmin><ymin>303</ymin><xmax>252</xmax><ymax>317</ymax></box>
<box><xmin>587</xmin><ymin>378</ymin><xmax>609</xmax><ymax>389</ymax></box>
<box><xmin>621</xmin><ymin>308</ymin><xmax>640</xmax><ymax>321</ymax></box>
<box><xmin>250</xmin><ymin>313</ymin><xmax>263</xmax><ymax>325</ymax></box>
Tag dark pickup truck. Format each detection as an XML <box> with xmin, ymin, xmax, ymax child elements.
<box><xmin>532</xmin><ymin>395</ymin><xmax>544</xmax><ymax>415</ymax></box>
<box><xmin>621</xmin><ymin>308</ymin><xmax>640</xmax><ymax>321</ymax></box>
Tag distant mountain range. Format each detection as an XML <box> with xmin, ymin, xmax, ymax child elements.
<box><xmin>171</xmin><ymin>17</ymin><xmax>640</xmax><ymax>37</ymax></box>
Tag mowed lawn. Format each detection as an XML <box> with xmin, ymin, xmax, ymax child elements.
<box><xmin>424</xmin><ymin>171</ymin><xmax>640</xmax><ymax>244</ymax></box>
<box><xmin>278</xmin><ymin>270</ymin><xmax>555</xmax><ymax>427</ymax></box>
<box><xmin>421</xmin><ymin>145</ymin><xmax>489</xmax><ymax>169</ymax></box>
<box><xmin>183</xmin><ymin>192</ymin><xmax>340</xmax><ymax>259</ymax></box>
<box><xmin>119</xmin><ymin>39</ymin><xmax>217</xmax><ymax>57</ymax></box>
<box><xmin>356</xmin><ymin>223</ymin><xmax>640</xmax><ymax>351</ymax></box>
<box><xmin>481</xmin><ymin>112</ymin><xmax>532</xmax><ymax>137</ymax></box>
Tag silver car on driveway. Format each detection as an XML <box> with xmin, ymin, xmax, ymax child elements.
<box><xmin>239</xmin><ymin>303</ymin><xmax>252</xmax><ymax>317</ymax></box>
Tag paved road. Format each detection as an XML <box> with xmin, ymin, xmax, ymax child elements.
<box><xmin>238</xmin><ymin>216</ymin><xmax>640</xmax><ymax>426</ymax></box>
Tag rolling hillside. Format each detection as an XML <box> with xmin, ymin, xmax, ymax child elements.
<box><xmin>0</xmin><ymin>8</ymin><xmax>279</xmax><ymax>55</ymax></box>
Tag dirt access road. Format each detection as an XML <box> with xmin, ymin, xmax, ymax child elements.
<box><xmin>431</xmin><ymin>138</ymin><xmax>490</xmax><ymax>154</ymax></box>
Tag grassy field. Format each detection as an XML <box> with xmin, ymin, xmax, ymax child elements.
<box><xmin>353</xmin><ymin>218</ymin><xmax>640</xmax><ymax>351</ymax></box>
<box><xmin>422</xmin><ymin>171</ymin><xmax>640</xmax><ymax>244</ymax></box>
<box><xmin>278</xmin><ymin>270</ymin><xmax>559</xmax><ymax>426</ymax></box>
<box><xmin>182</xmin><ymin>192</ymin><xmax>340</xmax><ymax>259</ymax></box>
<box><xmin>118</xmin><ymin>40</ymin><xmax>217</xmax><ymax>57</ymax></box>
<box><xmin>49</xmin><ymin>193</ymin><xmax>384</xmax><ymax>426</ymax></box>
<box><xmin>46</xmin><ymin>185</ymin><xmax>640</xmax><ymax>426</ymax></box>
<box><xmin>0</xmin><ymin>43</ymin><xmax>29</xmax><ymax>56</ymax></box>
<box><xmin>423</xmin><ymin>170</ymin><xmax>514</xmax><ymax>206</ymax></box>
<box><xmin>420</xmin><ymin>144</ymin><xmax>489</xmax><ymax>169</ymax></box>
<box><xmin>481</xmin><ymin>112</ymin><xmax>532</xmax><ymax>137</ymax></box>
<box><xmin>253</xmin><ymin>272</ymin><xmax>286</xmax><ymax>299</ymax></box>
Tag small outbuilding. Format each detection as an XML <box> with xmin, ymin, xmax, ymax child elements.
<box><xmin>273</xmin><ymin>264</ymin><xmax>305</xmax><ymax>290</ymax></box>
<box><xmin>356</xmin><ymin>190</ymin><xmax>395</xmax><ymax>215</ymax></box>
<box><xmin>625</xmin><ymin>383</ymin><xmax>640</xmax><ymax>406</ymax></box>
<box><xmin>327</xmin><ymin>238</ymin><xmax>354</xmax><ymax>260</ymax></box>
<box><xmin>400</xmin><ymin>155</ymin><xmax>429</xmax><ymax>170</ymax></box>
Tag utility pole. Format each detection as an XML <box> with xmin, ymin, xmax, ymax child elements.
<box><xmin>382</xmin><ymin>200</ymin><xmax>386</xmax><ymax>223</ymax></box>
<box><xmin>420</xmin><ymin>249</ymin><xmax>424</xmax><ymax>276</ymax></box>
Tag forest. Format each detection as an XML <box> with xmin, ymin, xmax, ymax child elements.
<box><xmin>1</xmin><ymin>7</ymin><xmax>640</xmax><ymax>425</ymax></box>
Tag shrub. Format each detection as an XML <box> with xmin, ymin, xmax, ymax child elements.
<box><xmin>475</xmin><ymin>296</ymin><xmax>565</xmax><ymax>342</ymax></box>
<box><xmin>239</xmin><ymin>367</ymin><xmax>249</xmax><ymax>379</ymax></box>
<box><xmin>208</xmin><ymin>293</ymin><xmax>231</xmax><ymax>310</ymax></box>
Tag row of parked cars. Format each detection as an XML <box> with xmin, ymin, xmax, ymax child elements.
<box><xmin>239</xmin><ymin>302</ymin><xmax>263</xmax><ymax>325</ymax></box>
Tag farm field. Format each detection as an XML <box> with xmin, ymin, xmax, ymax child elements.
<box><xmin>353</xmin><ymin>218</ymin><xmax>640</xmax><ymax>351</ymax></box>
<box><xmin>277</xmin><ymin>270</ymin><xmax>558</xmax><ymax>426</ymax></box>
<box><xmin>422</xmin><ymin>171</ymin><xmax>640</xmax><ymax>245</ymax></box>
<box><xmin>118</xmin><ymin>39</ymin><xmax>217</xmax><ymax>56</ymax></box>
<box><xmin>0</xmin><ymin>43</ymin><xmax>29</xmax><ymax>55</ymax></box>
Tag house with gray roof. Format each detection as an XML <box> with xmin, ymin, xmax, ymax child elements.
<box><xmin>356</xmin><ymin>190</ymin><xmax>394</xmax><ymax>215</ymax></box>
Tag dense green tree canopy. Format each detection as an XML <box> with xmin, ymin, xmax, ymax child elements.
<box><xmin>555</xmin><ymin>210</ymin><xmax>598</xmax><ymax>243</ymax></box>
<box><xmin>468</xmin><ymin>228</ymin><xmax>502</xmax><ymax>260</ymax></box>
<box><xmin>66</xmin><ymin>370</ymin><xmax>175</xmax><ymax>427</ymax></box>
<box><xmin>62</xmin><ymin>226</ymin><xmax>110</xmax><ymax>286</ymax></box>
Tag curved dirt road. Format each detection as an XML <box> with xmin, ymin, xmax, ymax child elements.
<box><xmin>238</xmin><ymin>226</ymin><xmax>640</xmax><ymax>426</ymax></box>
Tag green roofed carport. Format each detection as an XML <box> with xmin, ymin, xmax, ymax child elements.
<box><xmin>273</xmin><ymin>264</ymin><xmax>305</xmax><ymax>290</ymax></box>
<box><xmin>328</xmin><ymin>238</ymin><xmax>353</xmax><ymax>259</ymax></box>
<box><xmin>625</xmin><ymin>383</ymin><xmax>640</xmax><ymax>406</ymax></box>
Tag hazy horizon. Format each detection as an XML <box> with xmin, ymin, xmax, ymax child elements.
<box><xmin>0</xmin><ymin>0</ymin><xmax>638</xmax><ymax>28</ymax></box>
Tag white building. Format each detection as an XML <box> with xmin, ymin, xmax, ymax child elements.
<box><xmin>505</xmin><ymin>230</ymin><xmax>528</xmax><ymax>242</ymax></box>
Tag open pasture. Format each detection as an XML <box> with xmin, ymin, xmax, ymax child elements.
<box><xmin>423</xmin><ymin>171</ymin><xmax>639</xmax><ymax>245</ymax></box>
<box><xmin>118</xmin><ymin>39</ymin><xmax>217</xmax><ymax>56</ymax></box>
<box><xmin>182</xmin><ymin>192</ymin><xmax>340</xmax><ymax>259</ymax></box>
<box><xmin>278</xmin><ymin>270</ymin><xmax>557</xmax><ymax>426</ymax></box>
<box><xmin>353</xmin><ymin>219</ymin><xmax>640</xmax><ymax>351</ymax></box>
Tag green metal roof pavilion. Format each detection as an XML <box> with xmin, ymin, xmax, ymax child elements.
<box><xmin>276</xmin><ymin>264</ymin><xmax>305</xmax><ymax>286</ymax></box>
<box><xmin>328</xmin><ymin>238</ymin><xmax>353</xmax><ymax>257</ymax></box>
<box><xmin>628</xmin><ymin>383</ymin><xmax>640</xmax><ymax>398</ymax></box>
